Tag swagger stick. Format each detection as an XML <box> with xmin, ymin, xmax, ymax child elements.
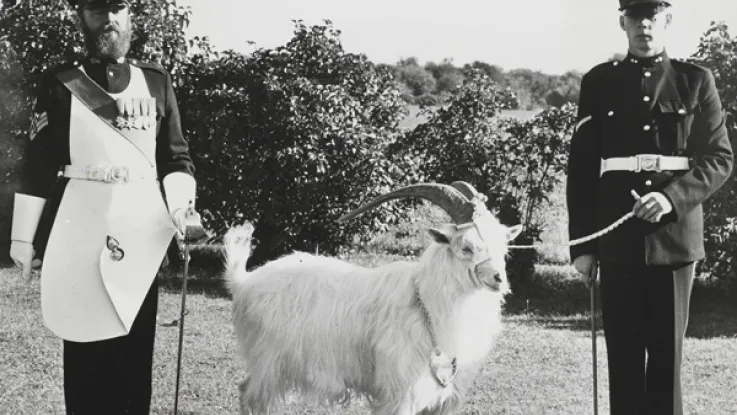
<box><xmin>591</xmin><ymin>267</ymin><xmax>599</xmax><ymax>415</ymax></box>
<box><xmin>173</xmin><ymin>202</ymin><xmax>208</xmax><ymax>415</ymax></box>
<box><xmin>173</xmin><ymin>235</ymin><xmax>190</xmax><ymax>415</ymax></box>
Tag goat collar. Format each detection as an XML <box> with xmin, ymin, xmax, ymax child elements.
<box><xmin>412</xmin><ymin>276</ymin><xmax>458</xmax><ymax>388</ymax></box>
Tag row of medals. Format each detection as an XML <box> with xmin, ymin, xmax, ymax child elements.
<box><xmin>114</xmin><ymin>97</ymin><xmax>157</xmax><ymax>130</ymax></box>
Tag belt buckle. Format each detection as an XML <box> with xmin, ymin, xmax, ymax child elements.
<box><xmin>636</xmin><ymin>155</ymin><xmax>661</xmax><ymax>172</ymax></box>
<box><xmin>104</xmin><ymin>166</ymin><xmax>129</xmax><ymax>183</ymax></box>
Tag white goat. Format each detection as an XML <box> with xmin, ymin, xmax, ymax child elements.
<box><xmin>222</xmin><ymin>182</ymin><xmax>523</xmax><ymax>415</ymax></box>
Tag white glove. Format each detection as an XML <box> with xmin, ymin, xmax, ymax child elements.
<box><xmin>171</xmin><ymin>206</ymin><xmax>204</xmax><ymax>241</ymax></box>
<box><xmin>631</xmin><ymin>190</ymin><xmax>673</xmax><ymax>223</ymax></box>
<box><xmin>10</xmin><ymin>240</ymin><xmax>35</xmax><ymax>279</ymax></box>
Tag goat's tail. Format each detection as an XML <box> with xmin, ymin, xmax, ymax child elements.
<box><xmin>222</xmin><ymin>221</ymin><xmax>255</xmax><ymax>294</ymax></box>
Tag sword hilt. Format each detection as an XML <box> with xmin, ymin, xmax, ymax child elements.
<box><xmin>182</xmin><ymin>200</ymin><xmax>208</xmax><ymax>244</ymax></box>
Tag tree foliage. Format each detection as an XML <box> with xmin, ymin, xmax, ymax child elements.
<box><xmin>394</xmin><ymin>57</ymin><xmax>436</xmax><ymax>102</ymax></box>
<box><xmin>386</xmin><ymin>57</ymin><xmax>582</xmax><ymax>110</ymax></box>
<box><xmin>389</xmin><ymin>70</ymin><xmax>577</xmax><ymax>289</ymax></box>
<box><xmin>687</xmin><ymin>21</ymin><xmax>737</xmax><ymax>288</ymax></box>
<box><xmin>180</xmin><ymin>20</ymin><xmax>410</xmax><ymax>266</ymax></box>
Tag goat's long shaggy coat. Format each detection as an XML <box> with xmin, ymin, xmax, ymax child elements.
<box><xmin>223</xmin><ymin>221</ymin><xmax>514</xmax><ymax>415</ymax></box>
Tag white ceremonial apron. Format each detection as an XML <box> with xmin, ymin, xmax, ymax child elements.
<box><xmin>41</xmin><ymin>65</ymin><xmax>177</xmax><ymax>342</ymax></box>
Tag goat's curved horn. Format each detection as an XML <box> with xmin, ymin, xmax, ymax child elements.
<box><xmin>450</xmin><ymin>181</ymin><xmax>479</xmax><ymax>200</ymax></box>
<box><xmin>337</xmin><ymin>183</ymin><xmax>475</xmax><ymax>225</ymax></box>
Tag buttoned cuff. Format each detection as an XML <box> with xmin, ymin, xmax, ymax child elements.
<box><xmin>11</xmin><ymin>193</ymin><xmax>47</xmax><ymax>243</ymax></box>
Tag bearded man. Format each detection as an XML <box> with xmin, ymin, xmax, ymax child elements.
<box><xmin>9</xmin><ymin>0</ymin><xmax>200</xmax><ymax>413</ymax></box>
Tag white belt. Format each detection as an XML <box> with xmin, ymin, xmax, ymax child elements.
<box><xmin>62</xmin><ymin>165</ymin><xmax>157</xmax><ymax>183</ymax></box>
<box><xmin>600</xmin><ymin>154</ymin><xmax>689</xmax><ymax>175</ymax></box>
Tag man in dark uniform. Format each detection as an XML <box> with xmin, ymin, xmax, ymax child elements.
<box><xmin>566</xmin><ymin>1</ymin><xmax>733</xmax><ymax>414</ymax></box>
<box><xmin>9</xmin><ymin>0</ymin><xmax>199</xmax><ymax>413</ymax></box>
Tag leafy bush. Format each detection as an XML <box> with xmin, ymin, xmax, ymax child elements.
<box><xmin>180</xmin><ymin>20</ymin><xmax>411</xmax><ymax>266</ymax></box>
<box><xmin>416</xmin><ymin>93</ymin><xmax>439</xmax><ymax>106</ymax></box>
<box><xmin>389</xmin><ymin>69</ymin><xmax>576</xmax><ymax>287</ymax></box>
<box><xmin>687</xmin><ymin>22</ymin><xmax>737</xmax><ymax>291</ymax></box>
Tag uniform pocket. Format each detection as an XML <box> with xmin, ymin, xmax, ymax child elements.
<box><xmin>656</xmin><ymin>100</ymin><xmax>699</xmax><ymax>151</ymax></box>
<box><xmin>658</xmin><ymin>100</ymin><xmax>699</xmax><ymax>115</ymax></box>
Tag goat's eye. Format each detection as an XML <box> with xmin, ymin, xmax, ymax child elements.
<box><xmin>462</xmin><ymin>246</ymin><xmax>474</xmax><ymax>255</ymax></box>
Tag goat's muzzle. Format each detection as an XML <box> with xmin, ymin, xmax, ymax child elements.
<box><xmin>472</xmin><ymin>260</ymin><xmax>507</xmax><ymax>292</ymax></box>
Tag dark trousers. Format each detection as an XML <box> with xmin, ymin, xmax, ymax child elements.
<box><xmin>599</xmin><ymin>261</ymin><xmax>695</xmax><ymax>415</ymax></box>
<box><xmin>63</xmin><ymin>278</ymin><xmax>159</xmax><ymax>415</ymax></box>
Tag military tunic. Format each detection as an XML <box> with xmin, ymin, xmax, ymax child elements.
<box><xmin>567</xmin><ymin>52</ymin><xmax>733</xmax><ymax>266</ymax></box>
<box><xmin>566</xmin><ymin>51</ymin><xmax>733</xmax><ymax>415</ymax></box>
<box><xmin>19</xmin><ymin>56</ymin><xmax>195</xmax><ymax>414</ymax></box>
<box><xmin>22</xmin><ymin>57</ymin><xmax>193</xmax><ymax>215</ymax></box>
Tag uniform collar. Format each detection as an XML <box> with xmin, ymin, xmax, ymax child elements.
<box><xmin>623</xmin><ymin>50</ymin><xmax>669</xmax><ymax>67</ymax></box>
<box><xmin>87</xmin><ymin>56</ymin><xmax>127</xmax><ymax>66</ymax></box>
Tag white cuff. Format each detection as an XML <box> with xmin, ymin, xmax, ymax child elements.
<box><xmin>163</xmin><ymin>172</ymin><xmax>196</xmax><ymax>215</ymax></box>
<box><xmin>11</xmin><ymin>193</ymin><xmax>47</xmax><ymax>243</ymax></box>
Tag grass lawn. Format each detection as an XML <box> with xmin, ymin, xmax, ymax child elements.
<box><xmin>2</xmin><ymin>261</ymin><xmax>736</xmax><ymax>415</ymax></box>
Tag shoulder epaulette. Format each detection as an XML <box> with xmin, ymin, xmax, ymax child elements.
<box><xmin>585</xmin><ymin>60</ymin><xmax>620</xmax><ymax>77</ymax></box>
<box><xmin>670</xmin><ymin>58</ymin><xmax>709</xmax><ymax>73</ymax></box>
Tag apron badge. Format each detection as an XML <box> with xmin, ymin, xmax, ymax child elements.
<box><xmin>106</xmin><ymin>235</ymin><xmax>125</xmax><ymax>261</ymax></box>
<box><xmin>115</xmin><ymin>97</ymin><xmax>157</xmax><ymax>131</ymax></box>
<box><xmin>429</xmin><ymin>347</ymin><xmax>458</xmax><ymax>388</ymax></box>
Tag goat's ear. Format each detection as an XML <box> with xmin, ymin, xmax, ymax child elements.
<box><xmin>505</xmin><ymin>224</ymin><xmax>524</xmax><ymax>242</ymax></box>
<box><xmin>427</xmin><ymin>224</ymin><xmax>456</xmax><ymax>245</ymax></box>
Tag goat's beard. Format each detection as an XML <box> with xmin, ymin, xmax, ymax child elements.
<box><xmin>81</xmin><ymin>21</ymin><xmax>132</xmax><ymax>62</ymax></box>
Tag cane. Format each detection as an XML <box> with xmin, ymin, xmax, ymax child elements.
<box><xmin>590</xmin><ymin>266</ymin><xmax>599</xmax><ymax>415</ymax></box>
<box><xmin>172</xmin><ymin>202</ymin><xmax>208</xmax><ymax>415</ymax></box>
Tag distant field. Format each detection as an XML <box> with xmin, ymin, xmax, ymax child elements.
<box><xmin>398</xmin><ymin>104</ymin><xmax>542</xmax><ymax>130</ymax></box>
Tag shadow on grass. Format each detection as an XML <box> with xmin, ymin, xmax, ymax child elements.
<box><xmin>157</xmin><ymin>265</ymin><xmax>231</xmax><ymax>300</ymax></box>
<box><xmin>159</xmin><ymin>277</ymin><xmax>231</xmax><ymax>299</ymax></box>
<box><xmin>504</xmin><ymin>268</ymin><xmax>737</xmax><ymax>339</ymax></box>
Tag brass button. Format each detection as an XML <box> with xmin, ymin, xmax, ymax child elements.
<box><xmin>644</xmin><ymin>71</ymin><xmax>652</xmax><ymax>77</ymax></box>
<box><xmin>608</xmin><ymin>111</ymin><xmax>614</xmax><ymax>116</ymax></box>
<box><xmin>643</xmin><ymin>125</ymin><xmax>651</xmax><ymax>131</ymax></box>
<box><xmin>643</xmin><ymin>96</ymin><xmax>651</xmax><ymax>102</ymax></box>
<box><xmin>645</xmin><ymin>180</ymin><xmax>652</xmax><ymax>186</ymax></box>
